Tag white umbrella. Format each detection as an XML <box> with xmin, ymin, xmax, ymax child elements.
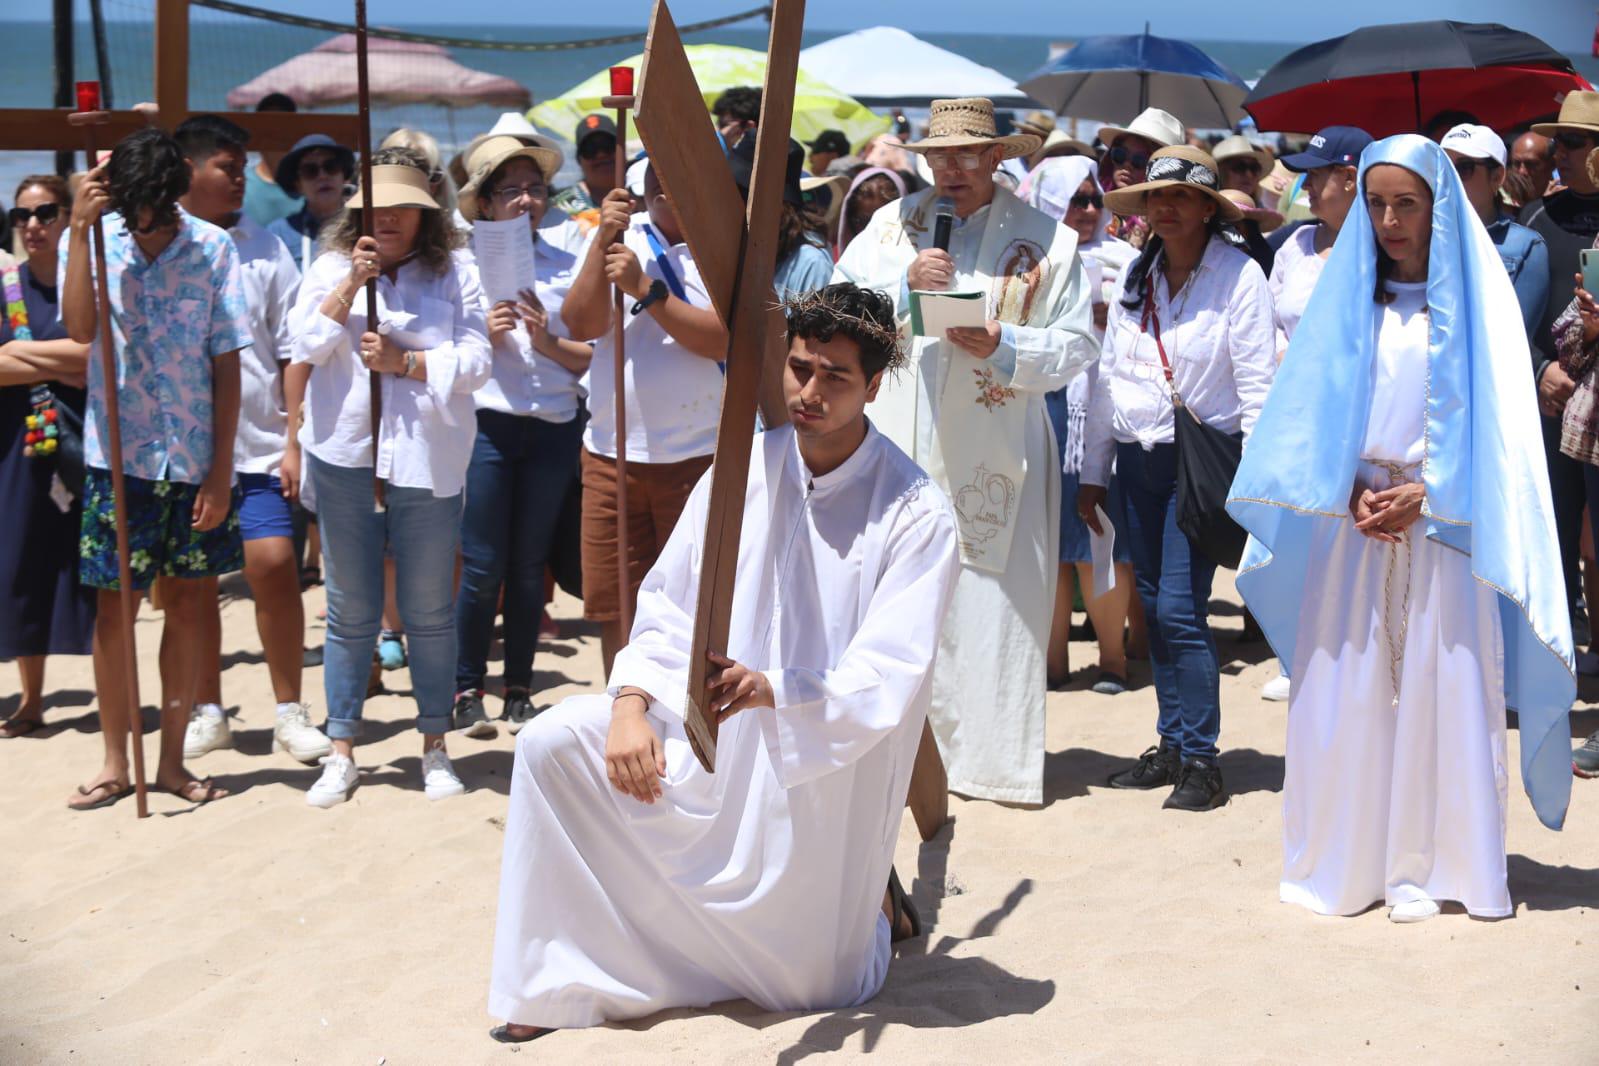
<box><xmin>798</xmin><ymin>26</ymin><xmax>1034</xmax><ymax>109</ymax></box>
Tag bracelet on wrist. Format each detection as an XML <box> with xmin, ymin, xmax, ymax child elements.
<box><xmin>332</xmin><ymin>289</ymin><xmax>353</xmax><ymax>310</ymax></box>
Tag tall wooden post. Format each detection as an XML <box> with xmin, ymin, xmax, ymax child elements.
<box><xmin>603</xmin><ymin>69</ymin><xmax>636</xmax><ymax>637</ymax></box>
<box><xmin>51</xmin><ymin>0</ymin><xmax>74</xmax><ymax>176</ymax></box>
<box><xmin>154</xmin><ymin>0</ymin><xmax>189</xmax><ymax>123</ymax></box>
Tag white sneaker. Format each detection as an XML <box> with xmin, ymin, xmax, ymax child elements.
<box><xmin>1261</xmin><ymin>673</ymin><xmax>1292</xmax><ymax>702</ymax></box>
<box><xmin>421</xmin><ymin>748</ymin><xmax>466</xmax><ymax>801</ymax></box>
<box><xmin>183</xmin><ymin>705</ymin><xmax>233</xmax><ymax>759</ymax></box>
<box><xmin>1389</xmin><ymin>898</ymin><xmax>1441</xmax><ymax>924</ymax></box>
<box><xmin>306</xmin><ymin>753</ymin><xmax>358</xmax><ymax>808</ymax></box>
<box><xmin>273</xmin><ymin>703</ymin><xmax>332</xmax><ymax>764</ymax></box>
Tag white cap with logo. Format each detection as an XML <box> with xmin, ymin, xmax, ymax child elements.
<box><xmin>1440</xmin><ymin>124</ymin><xmax>1507</xmax><ymax>168</ymax></box>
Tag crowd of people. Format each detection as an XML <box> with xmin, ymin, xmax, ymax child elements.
<box><xmin>0</xmin><ymin>71</ymin><xmax>1592</xmax><ymax>1044</ymax></box>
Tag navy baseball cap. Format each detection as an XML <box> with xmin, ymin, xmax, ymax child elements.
<box><xmin>1280</xmin><ymin>126</ymin><xmax>1374</xmax><ymax>172</ymax></box>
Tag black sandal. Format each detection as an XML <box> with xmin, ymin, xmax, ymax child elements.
<box><xmin>887</xmin><ymin>865</ymin><xmax>922</xmax><ymax>942</ymax></box>
<box><xmin>489</xmin><ymin>1024</ymin><xmax>550</xmax><ymax>1044</ymax></box>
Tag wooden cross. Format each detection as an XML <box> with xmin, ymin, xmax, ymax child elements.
<box><xmin>631</xmin><ymin>0</ymin><xmax>802</xmax><ymax>772</ymax></box>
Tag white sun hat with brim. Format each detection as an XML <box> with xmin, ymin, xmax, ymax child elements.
<box><xmin>349</xmin><ymin>164</ymin><xmax>441</xmax><ymax>211</ymax></box>
<box><xmin>1211</xmin><ymin>133</ymin><xmax>1275</xmax><ymax>174</ymax></box>
<box><xmin>1219</xmin><ymin>188</ymin><xmax>1284</xmax><ymax>231</ymax></box>
<box><xmin>1102</xmin><ymin>146</ymin><xmax>1242</xmax><ymax>222</ymax></box>
<box><xmin>458</xmin><ymin>136</ymin><xmax>564</xmax><ymax>221</ymax></box>
<box><xmin>903</xmin><ymin>97</ymin><xmax>1042</xmax><ymax>161</ymax></box>
<box><xmin>1096</xmin><ymin>107</ymin><xmax>1184</xmax><ymax>151</ymax></box>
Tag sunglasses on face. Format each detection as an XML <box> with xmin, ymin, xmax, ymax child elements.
<box><xmin>1108</xmin><ymin>146</ymin><xmax>1150</xmax><ymax>169</ymax></box>
<box><xmin>1068</xmin><ymin>192</ymin><xmax>1104</xmax><ymax>210</ymax></box>
<box><xmin>1555</xmin><ymin>133</ymin><xmax>1595</xmax><ymax>152</ymax></box>
<box><xmin>1451</xmin><ymin>157</ymin><xmax>1483</xmax><ymax>180</ymax></box>
<box><xmin>1222</xmin><ymin>158</ymin><xmax>1262</xmax><ymax>175</ymax></box>
<box><xmin>8</xmin><ymin>203</ymin><xmax>61</xmax><ymax>227</ymax></box>
<box><xmin>298</xmin><ymin>158</ymin><xmax>347</xmax><ymax>180</ymax></box>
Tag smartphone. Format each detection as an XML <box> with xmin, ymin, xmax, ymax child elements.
<box><xmin>1582</xmin><ymin>248</ymin><xmax>1599</xmax><ymax>294</ymax></box>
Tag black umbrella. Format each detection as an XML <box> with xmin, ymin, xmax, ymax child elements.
<box><xmin>1245</xmin><ymin>20</ymin><xmax>1589</xmax><ymax>137</ymax></box>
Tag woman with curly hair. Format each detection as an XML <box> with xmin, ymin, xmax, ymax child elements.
<box><xmin>287</xmin><ymin>146</ymin><xmax>491</xmax><ymax>807</ymax></box>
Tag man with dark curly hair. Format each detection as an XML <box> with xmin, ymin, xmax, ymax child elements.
<box><xmin>489</xmin><ymin>282</ymin><xmax>961</xmax><ymax>1044</ymax></box>
<box><xmin>712</xmin><ymin>85</ymin><xmax>761</xmax><ymax>148</ymax></box>
<box><xmin>60</xmin><ymin>126</ymin><xmax>250</xmax><ymax>809</ymax></box>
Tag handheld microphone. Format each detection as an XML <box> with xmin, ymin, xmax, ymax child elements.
<box><xmin>933</xmin><ymin>197</ymin><xmax>954</xmax><ymax>252</ymax></box>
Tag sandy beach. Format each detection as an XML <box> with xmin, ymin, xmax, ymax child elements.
<box><xmin>1</xmin><ymin>571</ymin><xmax>1596</xmax><ymax>1064</ymax></box>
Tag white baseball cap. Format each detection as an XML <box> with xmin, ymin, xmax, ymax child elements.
<box><xmin>1440</xmin><ymin>124</ymin><xmax>1506</xmax><ymax>168</ymax></box>
<box><xmin>626</xmin><ymin>157</ymin><xmax>649</xmax><ymax>197</ymax></box>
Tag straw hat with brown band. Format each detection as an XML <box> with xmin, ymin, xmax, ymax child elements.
<box><xmin>904</xmin><ymin>97</ymin><xmax>1042</xmax><ymax>161</ymax></box>
<box><xmin>458</xmin><ymin>135</ymin><xmax>564</xmax><ymax>222</ymax></box>
<box><xmin>1103</xmin><ymin>146</ymin><xmax>1243</xmax><ymax>223</ymax></box>
<box><xmin>349</xmin><ymin>164</ymin><xmax>442</xmax><ymax>212</ymax></box>
<box><xmin>1219</xmin><ymin>188</ymin><xmax>1284</xmax><ymax>232</ymax></box>
<box><xmin>1531</xmin><ymin>90</ymin><xmax>1599</xmax><ymax>138</ymax></box>
<box><xmin>1211</xmin><ymin>133</ymin><xmax>1275</xmax><ymax>175</ymax></box>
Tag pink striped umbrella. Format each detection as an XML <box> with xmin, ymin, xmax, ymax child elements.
<box><xmin>228</xmin><ymin>34</ymin><xmax>530</xmax><ymax>110</ymax></box>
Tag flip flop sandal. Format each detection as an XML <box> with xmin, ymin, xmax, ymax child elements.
<box><xmin>887</xmin><ymin>865</ymin><xmax>922</xmax><ymax>942</ymax></box>
<box><xmin>0</xmin><ymin>716</ymin><xmax>45</xmax><ymax>739</ymax></box>
<box><xmin>70</xmin><ymin>781</ymin><xmax>133</xmax><ymax>811</ymax></box>
<box><xmin>489</xmin><ymin>1025</ymin><xmax>550</xmax><ymax>1044</ymax></box>
<box><xmin>167</xmin><ymin>777</ymin><xmax>224</xmax><ymax>805</ymax></box>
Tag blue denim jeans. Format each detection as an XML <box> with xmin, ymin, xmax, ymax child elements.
<box><xmin>1116</xmin><ymin>441</ymin><xmax>1221</xmax><ymax>760</ymax></box>
<box><xmin>310</xmin><ymin>454</ymin><xmax>462</xmax><ymax>738</ymax></box>
<box><xmin>454</xmin><ymin>410</ymin><xmax>582</xmax><ymax>693</ymax></box>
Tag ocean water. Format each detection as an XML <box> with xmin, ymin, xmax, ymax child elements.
<box><xmin>3</xmin><ymin>15</ymin><xmax>1598</xmax><ymax>200</ymax></box>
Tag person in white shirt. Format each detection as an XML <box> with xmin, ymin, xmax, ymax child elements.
<box><xmin>488</xmin><ymin>282</ymin><xmax>960</xmax><ymax>1045</ymax></box>
<box><xmin>561</xmin><ymin>166</ymin><xmax>730</xmax><ymax>677</ymax></box>
<box><xmin>173</xmin><ymin>116</ymin><xmax>332</xmax><ymax>767</ymax></box>
<box><xmin>287</xmin><ymin>148</ymin><xmax>491</xmax><ymax>808</ymax></box>
<box><xmin>1079</xmin><ymin>146</ymin><xmax>1276</xmax><ymax>812</ymax></box>
<box><xmin>450</xmin><ymin>135</ymin><xmax>593</xmax><ymax>737</ymax></box>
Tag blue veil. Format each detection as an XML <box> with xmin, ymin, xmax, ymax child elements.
<box><xmin>1227</xmin><ymin>135</ymin><xmax>1574</xmax><ymax>830</ymax></box>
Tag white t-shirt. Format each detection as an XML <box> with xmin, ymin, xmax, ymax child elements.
<box><xmin>1362</xmin><ymin>280</ymin><xmax>1429</xmax><ymax>466</ymax></box>
<box><xmin>472</xmin><ymin>211</ymin><xmax>587</xmax><ymax>423</ymax></box>
<box><xmin>229</xmin><ymin>215</ymin><xmax>301</xmax><ymax>476</ymax></box>
<box><xmin>1268</xmin><ymin>223</ymin><xmax>1327</xmax><ymax>354</ymax></box>
<box><xmin>580</xmin><ymin>215</ymin><xmax>723</xmax><ymax>464</ymax></box>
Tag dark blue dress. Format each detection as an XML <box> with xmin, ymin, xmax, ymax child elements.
<box><xmin>0</xmin><ymin>263</ymin><xmax>96</xmax><ymax>657</ymax></box>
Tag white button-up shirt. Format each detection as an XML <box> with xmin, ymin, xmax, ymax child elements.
<box><xmin>229</xmin><ymin>214</ymin><xmax>301</xmax><ymax>476</ymax></box>
<box><xmin>1081</xmin><ymin>235</ymin><xmax>1276</xmax><ymax>487</ymax></box>
<box><xmin>291</xmin><ymin>247</ymin><xmax>491</xmax><ymax>498</ymax></box>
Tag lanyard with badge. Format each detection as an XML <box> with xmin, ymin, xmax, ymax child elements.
<box><xmin>638</xmin><ymin>223</ymin><xmax>723</xmax><ymax>374</ymax></box>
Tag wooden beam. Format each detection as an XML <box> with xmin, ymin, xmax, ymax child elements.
<box><xmin>676</xmin><ymin>0</ymin><xmax>805</xmax><ymax>771</ymax></box>
<box><xmin>0</xmin><ymin>108</ymin><xmax>361</xmax><ymax>153</ymax></box>
<box><xmin>155</xmin><ymin>0</ymin><xmax>191</xmax><ymax>121</ymax></box>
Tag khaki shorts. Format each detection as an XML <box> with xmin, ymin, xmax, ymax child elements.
<box><xmin>580</xmin><ymin>449</ymin><xmax>713</xmax><ymax>622</ymax></box>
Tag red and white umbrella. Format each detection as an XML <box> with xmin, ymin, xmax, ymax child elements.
<box><xmin>228</xmin><ymin>34</ymin><xmax>530</xmax><ymax>111</ymax></box>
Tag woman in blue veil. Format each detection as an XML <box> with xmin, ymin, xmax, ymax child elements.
<box><xmin>1227</xmin><ymin>135</ymin><xmax>1574</xmax><ymax>923</ymax></box>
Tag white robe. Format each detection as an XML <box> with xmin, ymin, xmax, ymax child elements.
<box><xmin>489</xmin><ymin>424</ymin><xmax>960</xmax><ymax>1027</ymax></box>
<box><xmin>1280</xmin><ymin>283</ymin><xmax>1511</xmax><ymax>918</ymax></box>
<box><xmin>833</xmin><ymin>186</ymin><xmax>1097</xmax><ymax>804</ymax></box>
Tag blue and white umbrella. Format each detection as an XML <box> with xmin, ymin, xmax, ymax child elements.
<box><xmin>1020</xmin><ymin>30</ymin><xmax>1250</xmax><ymax>129</ymax></box>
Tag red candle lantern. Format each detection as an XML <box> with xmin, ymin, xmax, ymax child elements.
<box><xmin>75</xmin><ymin>80</ymin><xmax>101</xmax><ymax>113</ymax></box>
<box><xmin>609</xmin><ymin>66</ymin><xmax>635</xmax><ymax>97</ymax></box>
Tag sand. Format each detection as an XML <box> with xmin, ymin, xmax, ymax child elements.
<box><xmin>1</xmin><ymin>571</ymin><xmax>1596</xmax><ymax>1065</ymax></box>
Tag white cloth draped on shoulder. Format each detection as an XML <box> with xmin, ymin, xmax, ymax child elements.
<box><xmin>832</xmin><ymin>185</ymin><xmax>1097</xmax><ymax>804</ymax></box>
<box><xmin>490</xmin><ymin>424</ymin><xmax>960</xmax><ymax>1028</ymax></box>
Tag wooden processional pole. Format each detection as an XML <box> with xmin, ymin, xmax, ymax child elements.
<box><xmin>354</xmin><ymin>0</ymin><xmax>383</xmax><ymax>509</ymax></box>
<box><xmin>69</xmin><ymin>81</ymin><xmax>149</xmax><ymax>818</ymax></box>
<box><xmin>603</xmin><ymin>67</ymin><xmax>635</xmax><ymax>636</ymax></box>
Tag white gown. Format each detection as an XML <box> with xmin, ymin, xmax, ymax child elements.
<box><xmin>489</xmin><ymin>424</ymin><xmax>960</xmax><ymax>1027</ymax></box>
<box><xmin>1280</xmin><ymin>281</ymin><xmax>1512</xmax><ymax>918</ymax></box>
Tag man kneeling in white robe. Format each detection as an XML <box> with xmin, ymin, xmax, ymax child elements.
<box><xmin>488</xmin><ymin>283</ymin><xmax>961</xmax><ymax>1043</ymax></box>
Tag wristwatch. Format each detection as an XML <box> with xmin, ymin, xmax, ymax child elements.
<box><xmin>630</xmin><ymin>278</ymin><xmax>669</xmax><ymax>316</ymax></box>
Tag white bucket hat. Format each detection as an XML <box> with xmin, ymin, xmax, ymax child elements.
<box><xmin>1096</xmin><ymin>107</ymin><xmax>1184</xmax><ymax>151</ymax></box>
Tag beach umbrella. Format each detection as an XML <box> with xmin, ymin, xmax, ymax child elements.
<box><xmin>529</xmin><ymin>44</ymin><xmax>888</xmax><ymax>150</ymax></box>
<box><xmin>1019</xmin><ymin>30</ymin><xmax>1249</xmax><ymax>129</ymax></box>
<box><xmin>798</xmin><ymin>26</ymin><xmax>1033</xmax><ymax>109</ymax></box>
<box><xmin>1244</xmin><ymin>20</ymin><xmax>1591</xmax><ymax>137</ymax></box>
<box><xmin>227</xmin><ymin>34</ymin><xmax>531</xmax><ymax>111</ymax></box>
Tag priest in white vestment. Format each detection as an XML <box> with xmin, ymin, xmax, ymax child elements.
<box><xmin>833</xmin><ymin>97</ymin><xmax>1097</xmax><ymax>805</ymax></box>
<box><xmin>488</xmin><ymin>284</ymin><xmax>960</xmax><ymax>1041</ymax></box>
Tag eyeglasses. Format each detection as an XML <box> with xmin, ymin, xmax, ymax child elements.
<box><xmin>8</xmin><ymin>203</ymin><xmax>61</xmax><ymax>227</ymax></box>
<box><xmin>926</xmin><ymin>149</ymin><xmax>987</xmax><ymax>172</ymax></box>
<box><xmin>1108</xmin><ymin>146</ymin><xmax>1151</xmax><ymax>169</ymax></box>
<box><xmin>1068</xmin><ymin>193</ymin><xmax>1104</xmax><ymax>210</ymax></box>
<box><xmin>1555</xmin><ymin>132</ymin><xmax>1595</xmax><ymax>152</ymax></box>
<box><xmin>492</xmin><ymin>184</ymin><xmax>548</xmax><ymax>204</ymax></box>
<box><xmin>298</xmin><ymin>158</ymin><xmax>348</xmax><ymax>180</ymax></box>
<box><xmin>1221</xmin><ymin>158</ymin><xmax>1262</xmax><ymax>175</ymax></box>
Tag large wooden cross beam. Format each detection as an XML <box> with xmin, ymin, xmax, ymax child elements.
<box><xmin>632</xmin><ymin>0</ymin><xmax>802</xmax><ymax>771</ymax></box>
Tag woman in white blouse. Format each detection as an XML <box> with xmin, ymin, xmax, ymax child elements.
<box><xmin>451</xmin><ymin>136</ymin><xmax>593</xmax><ymax>737</ymax></box>
<box><xmin>287</xmin><ymin>148</ymin><xmax>491</xmax><ymax>808</ymax></box>
<box><xmin>1078</xmin><ymin>146</ymin><xmax>1276</xmax><ymax>812</ymax></box>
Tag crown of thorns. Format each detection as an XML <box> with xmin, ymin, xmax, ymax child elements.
<box><xmin>780</xmin><ymin>288</ymin><xmax>906</xmax><ymax>373</ymax></box>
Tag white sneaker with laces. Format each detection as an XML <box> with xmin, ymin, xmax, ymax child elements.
<box><xmin>306</xmin><ymin>753</ymin><xmax>358</xmax><ymax>808</ymax></box>
<box><xmin>274</xmin><ymin>703</ymin><xmax>332</xmax><ymax>764</ymax></box>
<box><xmin>422</xmin><ymin>748</ymin><xmax>466</xmax><ymax>801</ymax></box>
<box><xmin>1388</xmin><ymin>898</ymin><xmax>1440</xmax><ymax>923</ymax></box>
<box><xmin>1261</xmin><ymin>673</ymin><xmax>1292</xmax><ymax>702</ymax></box>
<box><xmin>183</xmin><ymin>704</ymin><xmax>233</xmax><ymax>759</ymax></box>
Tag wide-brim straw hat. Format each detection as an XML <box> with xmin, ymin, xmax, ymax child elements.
<box><xmin>1532</xmin><ymin>90</ymin><xmax>1599</xmax><ymax>137</ymax></box>
<box><xmin>1219</xmin><ymin>188</ymin><xmax>1284</xmax><ymax>231</ymax></box>
<box><xmin>1103</xmin><ymin>146</ymin><xmax>1242</xmax><ymax>222</ymax></box>
<box><xmin>904</xmin><ymin>98</ymin><xmax>1041</xmax><ymax>161</ymax></box>
<box><xmin>458</xmin><ymin>136</ymin><xmax>564</xmax><ymax>221</ymax></box>
<box><xmin>1211</xmin><ymin>133</ymin><xmax>1275</xmax><ymax>174</ymax></box>
<box><xmin>1031</xmin><ymin>127</ymin><xmax>1094</xmax><ymax>164</ymax></box>
<box><xmin>1096</xmin><ymin>107</ymin><xmax>1184</xmax><ymax>151</ymax></box>
<box><xmin>349</xmin><ymin>164</ymin><xmax>440</xmax><ymax>211</ymax></box>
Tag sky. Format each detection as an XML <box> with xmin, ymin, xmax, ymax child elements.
<box><xmin>5</xmin><ymin>0</ymin><xmax>1593</xmax><ymax>46</ymax></box>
